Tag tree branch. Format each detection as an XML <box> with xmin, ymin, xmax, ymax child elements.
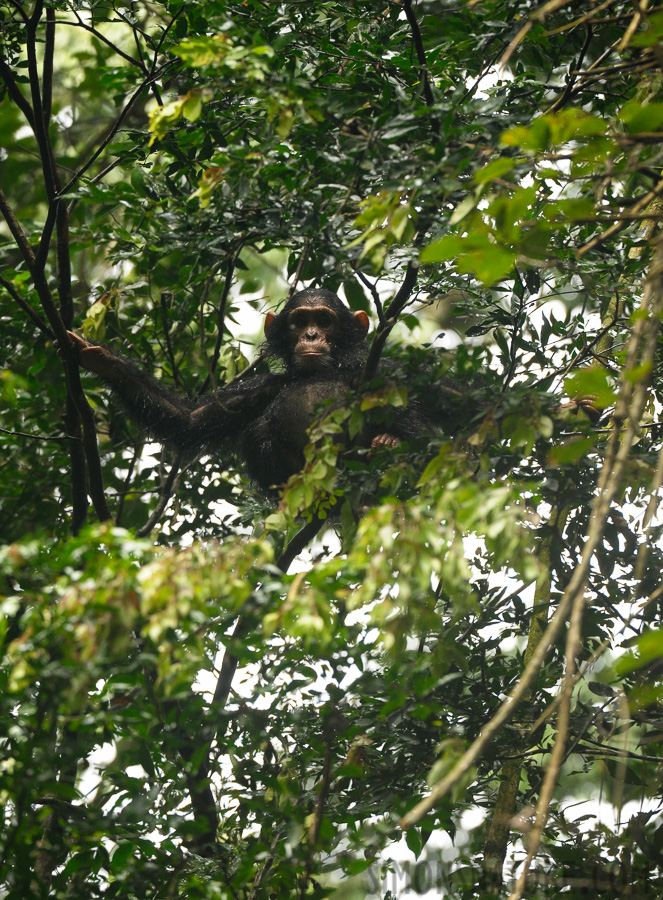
<box><xmin>0</xmin><ymin>186</ymin><xmax>37</xmax><ymax>266</ymax></box>
<box><xmin>0</xmin><ymin>426</ymin><xmax>81</xmax><ymax>443</ymax></box>
<box><xmin>5</xmin><ymin>0</ymin><xmax>28</xmax><ymax>22</ymax></box>
<box><xmin>482</xmin><ymin>505</ymin><xmax>569</xmax><ymax>884</ymax></box>
<box><xmin>135</xmin><ymin>455</ymin><xmax>184</xmax><ymax>536</ymax></box>
<box><xmin>65</xmin><ymin>12</ymin><xmax>143</xmax><ymax>68</ymax></box>
<box><xmin>42</xmin><ymin>7</ymin><xmax>55</xmax><ymax>125</ymax></box>
<box><xmin>25</xmin><ymin>3</ymin><xmax>60</xmax><ymax>200</ymax></box>
<box><xmin>361</xmin><ymin>261</ymin><xmax>419</xmax><ymax>382</ymax></box>
<box><xmin>0</xmin><ymin>275</ymin><xmax>53</xmax><ymax>339</ymax></box>
<box><xmin>0</xmin><ymin>59</ymin><xmax>36</xmax><ymax>130</ymax></box>
<box><xmin>60</xmin><ymin>68</ymin><xmax>171</xmax><ymax>195</ymax></box>
<box><xmin>199</xmin><ymin>256</ymin><xmax>239</xmax><ymax>395</ymax></box>
<box><xmin>402</xmin><ymin>0</ymin><xmax>439</xmax><ymax>135</ymax></box>
<box><xmin>577</xmin><ymin>175</ymin><xmax>663</xmax><ymax>258</ymax></box>
<box><xmin>401</xmin><ymin>233</ymin><xmax>663</xmax><ymax>830</ymax></box>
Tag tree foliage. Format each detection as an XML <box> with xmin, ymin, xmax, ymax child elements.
<box><xmin>2</xmin><ymin>1</ymin><xmax>663</xmax><ymax>897</ymax></box>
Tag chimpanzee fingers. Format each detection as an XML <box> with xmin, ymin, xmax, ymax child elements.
<box><xmin>559</xmin><ymin>394</ymin><xmax>603</xmax><ymax>424</ymax></box>
<box><xmin>67</xmin><ymin>330</ymin><xmax>90</xmax><ymax>349</ymax></box>
<box><xmin>54</xmin><ymin>331</ymin><xmax>79</xmax><ymax>358</ymax></box>
<box><xmin>64</xmin><ymin>331</ymin><xmax>116</xmax><ymax>375</ymax></box>
<box><xmin>370</xmin><ymin>433</ymin><xmax>400</xmax><ymax>450</ymax></box>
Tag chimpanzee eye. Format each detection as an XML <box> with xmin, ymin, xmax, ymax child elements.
<box><xmin>290</xmin><ymin>313</ymin><xmax>306</xmax><ymax>329</ymax></box>
<box><xmin>317</xmin><ymin>313</ymin><xmax>332</xmax><ymax>328</ymax></box>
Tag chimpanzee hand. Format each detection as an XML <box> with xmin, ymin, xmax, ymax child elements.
<box><xmin>370</xmin><ymin>433</ymin><xmax>401</xmax><ymax>450</ymax></box>
<box><xmin>558</xmin><ymin>395</ymin><xmax>603</xmax><ymax>425</ymax></box>
<box><xmin>67</xmin><ymin>331</ymin><xmax>119</xmax><ymax>379</ymax></box>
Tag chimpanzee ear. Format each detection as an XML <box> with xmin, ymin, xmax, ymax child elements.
<box><xmin>353</xmin><ymin>310</ymin><xmax>370</xmax><ymax>336</ymax></box>
<box><xmin>264</xmin><ymin>312</ymin><xmax>276</xmax><ymax>335</ymax></box>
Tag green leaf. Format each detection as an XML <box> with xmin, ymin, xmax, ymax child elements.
<box><xmin>565</xmin><ymin>367</ymin><xmax>617</xmax><ymax>409</ymax></box>
<box><xmin>474</xmin><ymin>157</ymin><xmax>516</xmax><ymax>184</ymax></box>
<box><xmin>182</xmin><ymin>91</ymin><xmax>203</xmax><ymax>122</ymax></box>
<box><xmin>620</xmin><ymin>101</ymin><xmax>663</xmax><ymax>134</ymax></box>
<box><xmin>458</xmin><ymin>246</ymin><xmax>515</xmax><ymax>286</ymax></box>
<box><xmin>548</xmin><ymin>436</ymin><xmax>596</xmax><ymax>465</ymax></box>
<box><xmin>405</xmin><ymin>826</ymin><xmax>423</xmax><ymax>859</ymax></box>
<box><xmin>617</xmin><ymin>628</ymin><xmax>663</xmax><ymax>675</ymax></box>
<box><xmin>110</xmin><ymin>842</ymin><xmax>135</xmax><ymax>873</ymax></box>
<box><xmin>420</xmin><ymin>235</ymin><xmax>464</xmax><ymax>263</ymax></box>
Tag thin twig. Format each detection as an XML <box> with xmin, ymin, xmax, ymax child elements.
<box><xmin>225</xmin><ymin>352</ymin><xmax>268</xmax><ymax>386</ymax></box>
<box><xmin>65</xmin><ymin>12</ymin><xmax>142</xmax><ymax>67</ymax></box>
<box><xmin>402</xmin><ymin>0</ymin><xmax>439</xmax><ymax>136</ymax></box>
<box><xmin>4</xmin><ymin>0</ymin><xmax>28</xmax><ymax>22</ymax></box>
<box><xmin>0</xmin><ymin>275</ymin><xmax>53</xmax><ymax>338</ymax></box>
<box><xmin>577</xmin><ymin>176</ymin><xmax>663</xmax><ymax>258</ymax></box>
<box><xmin>617</xmin><ymin>0</ymin><xmax>650</xmax><ymax>51</ymax></box>
<box><xmin>60</xmin><ymin>67</ymin><xmax>171</xmax><ymax>195</ymax></box>
<box><xmin>0</xmin><ymin>426</ymin><xmax>81</xmax><ymax>443</ymax></box>
<box><xmin>114</xmin><ymin>441</ymin><xmax>143</xmax><ymax>526</ymax></box>
<box><xmin>135</xmin><ymin>454</ymin><xmax>184</xmax><ymax>536</ymax></box>
<box><xmin>199</xmin><ymin>256</ymin><xmax>239</xmax><ymax>395</ymax></box>
<box><xmin>287</xmin><ymin>240</ymin><xmax>313</xmax><ymax>299</ymax></box>
<box><xmin>509</xmin><ymin>555</ymin><xmax>585</xmax><ymax>899</ymax></box>
<box><xmin>544</xmin><ymin>0</ymin><xmax>621</xmax><ymax>34</ymax></box>
<box><xmin>547</xmin><ymin>23</ymin><xmax>592</xmax><ymax>112</ymax></box>
<box><xmin>500</xmin><ymin>269</ymin><xmax>526</xmax><ymax>392</ymax></box>
<box><xmin>0</xmin><ymin>186</ymin><xmax>37</xmax><ymax>266</ymax></box>
<box><xmin>362</xmin><ymin>261</ymin><xmax>419</xmax><ymax>382</ymax></box>
<box><xmin>298</xmin><ymin>744</ymin><xmax>334</xmax><ymax>900</ymax></box>
<box><xmin>159</xmin><ymin>291</ymin><xmax>182</xmax><ymax>387</ymax></box>
<box><xmin>0</xmin><ymin>59</ymin><xmax>36</xmax><ymax>129</ymax></box>
<box><xmin>401</xmin><ymin>233</ymin><xmax>663</xmax><ymax>830</ymax></box>
<box><xmin>352</xmin><ymin>268</ymin><xmax>385</xmax><ymax>326</ymax></box>
<box><xmin>500</xmin><ymin>0</ymin><xmax>582</xmax><ymax>68</ymax></box>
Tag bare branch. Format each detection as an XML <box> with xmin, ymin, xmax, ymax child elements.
<box><xmin>578</xmin><ymin>175</ymin><xmax>663</xmax><ymax>257</ymax></box>
<box><xmin>401</xmin><ymin>233</ymin><xmax>663</xmax><ymax>830</ymax></box>
<box><xmin>60</xmin><ymin>67</ymin><xmax>171</xmax><ymax>195</ymax></box>
<box><xmin>5</xmin><ymin>0</ymin><xmax>28</xmax><ymax>22</ymax></box>
<box><xmin>499</xmin><ymin>0</ymin><xmax>582</xmax><ymax>68</ymax></box>
<box><xmin>352</xmin><ymin>267</ymin><xmax>385</xmax><ymax>325</ymax></box>
<box><xmin>42</xmin><ymin>7</ymin><xmax>55</xmax><ymax>125</ymax></box>
<box><xmin>402</xmin><ymin>0</ymin><xmax>439</xmax><ymax>136</ymax></box>
<box><xmin>0</xmin><ymin>185</ymin><xmax>37</xmax><ymax>267</ymax></box>
<box><xmin>155</xmin><ymin>7</ymin><xmax>185</xmax><ymax>54</ymax></box>
<box><xmin>361</xmin><ymin>261</ymin><xmax>419</xmax><ymax>382</ymax></box>
<box><xmin>0</xmin><ymin>59</ymin><xmax>36</xmax><ymax>130</ymax></box>
<box><xmin>135</xmin><ymin>455</ymin><xmax>184</xmax><ymax>536</ymax></box>
<box><xmin>0</xmin><ymin>274</ymin><xmax>53</xmax><ymax>338</ymax></box>
<box><xmin>547</xmin><ymin>23</ymin><xmax>592</xmax><ymax>112</ymax></box>
<box><xmin>0</xmin><ymin>426</ymin><xmax>81</xmax><ymax>443</ymax></box>
<box><xmin>62</xmin><ymin>13</ymin><xmax>143</xmax><ymax>68</ymax></box>
<box><xmin>199</xmin><ymin>256</ymin><xmax>239</xmax><ymax>395</ymax></box>
<box><xmin>25</xmin><ymin>3</ymin><xmax>61</xmax><ymax>200</ymax></box>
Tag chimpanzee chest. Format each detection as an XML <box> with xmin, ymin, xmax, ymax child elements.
<box><xmin>272</xmin><ymin>377</ymin><xmax>349</xmax><ymax>451</ymax></box>
<box><xmin>241</xmin><ymin>376</ymin><xmax>353</xmax><ymax>492</ymax></box>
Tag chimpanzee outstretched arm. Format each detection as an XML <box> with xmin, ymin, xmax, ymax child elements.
<box><xmin>69</xmin><ymin>331</ymin><xmax>196</xmax><ymax>437</ymax></box>
<box><xmin>68</xmin><ymin>331</ymin><xmax>282</xmax><ymax>454</ymax></box>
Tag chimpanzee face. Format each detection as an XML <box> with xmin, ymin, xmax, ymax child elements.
<box><xmin>286</xmin><ymin>305</ymin><xmax>339</xmax><ymax>369</ymax></box>
<box><xmin>263</xmin><ymin>292</ymin><xmax>369</xmax><ymax>372</ymax></box>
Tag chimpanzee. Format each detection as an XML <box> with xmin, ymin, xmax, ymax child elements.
<box><xmin>68</xmin><ymin>288</ymin><xmax>448</xmax><ymax>494</ymax></box>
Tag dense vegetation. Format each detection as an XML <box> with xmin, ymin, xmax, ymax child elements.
<box><xmin>2</xmin><ymin>1</ymin><xmax>663</xmax><ymax>897</ymax></box>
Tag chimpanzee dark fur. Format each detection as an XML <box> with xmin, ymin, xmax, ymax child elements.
<box><xmin>71</xmin><ymin>289</ymin><xmax>469</xmax><ymax>494</ymax></box>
